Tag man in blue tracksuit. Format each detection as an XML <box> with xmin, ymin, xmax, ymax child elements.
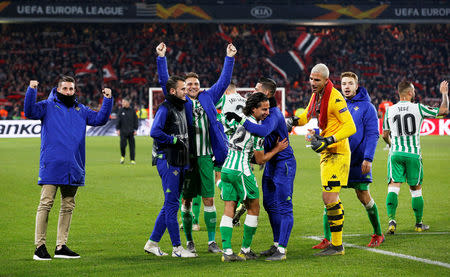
<box><xmin>144</xmin><ymin>75</ymin><xmax>197</xmax><ymax>258</ymax></box>
<box><xmin>312</xmin><ymin>72</ymin><xmax>384</xmax><ymax>250</ymax></box>
<box><xmin>155</xmin><ymin>42</ymin><xmax>236</xmax><ymax>253</ymax></box>
<box><xmin>25</xmin><ymin>76</ymin><xmax>113</xmax><ymax>261</ymax></box>
<box><xmin>226</xmin><ymin>77</ymin><xmax>296</xmax><ymax>261</ymax></box>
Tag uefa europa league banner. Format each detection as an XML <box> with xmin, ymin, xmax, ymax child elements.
<box><xmin>0</xmin><ymin>2</ymin><xmax>448</xmax><ymax>22</ymax></box>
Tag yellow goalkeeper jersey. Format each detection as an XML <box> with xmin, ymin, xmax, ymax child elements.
<box><xmin>298</xmin><ymin>85</ymin><xmax>356</xmax><ymax>154</ymax></box>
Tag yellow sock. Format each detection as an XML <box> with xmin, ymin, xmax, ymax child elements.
<box><xmin>326</xmin><ymin>200</ymin><xmax>344</xmax><ymax>246</ymax></box>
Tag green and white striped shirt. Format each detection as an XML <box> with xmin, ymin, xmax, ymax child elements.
<box><xmin>222</xmin><ymin>116</ymin><xmax>264</xmax><ymax>176</ymax></box>
<box><xmin>216</xmin><ymin>93</ymin><xmax>247</xmax><ymax>116</ymax></box>
<box><xmin>383</xmin><ymin>101</ymin><xmax>439</xmax><ymax>156</ymax></box>
<box><xmin>193</xmin><ymin>99</ymin><xmax>212</xmax><ymax>156</ymax></box>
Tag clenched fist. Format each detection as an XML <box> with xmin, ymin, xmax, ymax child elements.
<box><xmin>30</xmin><ymin>80</ymin><xmax>39</xmax><ymax>89</ymax></box>
<box><xmin>102</xmin><ymin>88</ymin><xmax>112</xmax><ymax>98</ymax></box>
<box><xmin>156</xmin><ymin>42</ymin><xmax>166</xmax><ymax>57</ymax></box>
<box><xmin>226</xmin><ymin>43</ymin><xmax>237</xmax><ymax>57</ymax></box>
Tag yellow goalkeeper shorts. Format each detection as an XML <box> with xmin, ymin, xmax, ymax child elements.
<box><xmin>320</xmin><ymin>151</ymin><xmax>351</xmax><ymax>193</ymax></box>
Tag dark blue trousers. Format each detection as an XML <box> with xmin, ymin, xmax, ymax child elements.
<box><xmin>262</xmin><ymin>157</ymin><xmax>296</xmax><ymax>248</ymax></box>
<box><xmin>149</xmin><ymin>158</ymin><xmax>184</xmax><ymax>246</ymax></box>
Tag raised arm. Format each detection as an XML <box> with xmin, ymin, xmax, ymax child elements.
<box><xmin>156</xmin><ymin>42</ymin><xmax>170</xmax><ymax>96</ymax></box>
<box><xmin>24</xmin><ymin>80</ymin><xmax>47</xmax><ymax>120</ymax></box>
<box><xmin>86</xmin><ymin>88</ymin><xmax>113</xmax><ymax>126</ymax></box>
<box><xmin>207</xmin><ymin>44</ymin><xmax>236</xmax><ymax>104</ymax></box>
<box><xmin>438</xmin><ymin>80</ymin><xmax>449</xmax><ymax>116</ymax></box>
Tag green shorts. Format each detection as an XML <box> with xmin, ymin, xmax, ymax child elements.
<box><xmin>220</xmin><ymin>168</ymin><xmax>259</xmax><ymax>202</ymax></box>
<box><xmin>387</xmin><ymin>152</ymin><xmax>423</xmax><ymax>186</ymax></box>
<box><xmin>182</xmin><ymin>155</ymin><xmax>215</xmax><ymax>199</ymax></box>
<box><xmin>345</xmin><ymin>182</ymin><xmax>370</xmax><ymax>191</ymax></box>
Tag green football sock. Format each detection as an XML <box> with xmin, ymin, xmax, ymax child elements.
<box><xmin>181</xmin><ymin>209</ymin><xmax>193</xmax><ymax>242</ymax></box>
<box><xmin>220</xmin><ymin>226</ymin><xmax>233</xmax><ymax>250</ymax></box>
<box><xmin>366</xmin><ymin>202</ymin><xmax>382</xmax><ymax>235</ymax></box>
<box><xmin>192</xmin><ymin>196</ymin><xmax>201</xmax><ymax>225</ymax></box>
<box><xmin>322</xmin><ymin>206</ymin><xmax>331</xmax><ymax>241</ymax></box>
<box><xmin>242</xmin><ymin>215</ymin><xmax>258</xmax><ymax>249</ymax></box>
<box><xmin>412</xmin><ymin>196</ymin><xmax>424</xmax><ymax>224</ymax></box>
<box><xmin>204</xmin><ymin>208</ymin><xmax>217</xmax><ymax>242</ymax></box>
<box><xmin>386</xmin><ymin>192</ymin><xmax>398</xmax><ymax>221</ymax></box>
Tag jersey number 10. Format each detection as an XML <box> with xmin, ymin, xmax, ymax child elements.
<box><xmin>393</xmin><ymin>113</ymin><xmax>417</xmax><ymax>136</ymax></box>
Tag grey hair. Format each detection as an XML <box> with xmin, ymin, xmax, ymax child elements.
<box><xmin>311</xmin><ymin>63</ymin><xmax>329</xmax><ymax>79</ymax></box>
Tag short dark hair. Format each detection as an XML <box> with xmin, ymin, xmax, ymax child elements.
<box><xmin>185</xmin><ymin>72</ymin><xmax>199</xmax><ymax>79</ymax></box>
<box><xmin>166</xmin><ymin>75</ymin><xmax>185</xmax><ymax>93</ymax></box>
<box><xmin>258</xmin><ymin>77</ymin><xmax>277</xmax><ymax>96</ymax></box>
<box><xmin>243</xmin><ymin>92</ymin><xmax>268</xmax><ymax>116</ymax></box>
<box><xmin>398</xmin><ymin>81</ymin><xmax>413</xmax><ymax>94</ymax></box>
<box><xmin>58</xmin><ymin>75</ymin><xmax>76</xmax><ymax>87</ymax></box>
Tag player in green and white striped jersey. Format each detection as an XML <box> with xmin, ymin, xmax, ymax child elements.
<box><xmin>219</xmin><ymin>93</ymin><xmax>288</xmax><ymax>261</ymax></box>
<box><xmin>382</xmin><ymin>80</ymin><xmax>448</xmax><ymax>234</ymax></box>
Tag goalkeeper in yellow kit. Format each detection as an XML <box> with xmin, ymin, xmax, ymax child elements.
<box><xmin>298</xmin><ymin>63</ymin><xmax>356</xmax><ymax>256</ymax></box>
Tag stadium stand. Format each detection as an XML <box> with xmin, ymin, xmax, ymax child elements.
<box><xmin>0</xmin><ymin>23</ymin><xmax>447</xmax><ymax>118</ymax></box>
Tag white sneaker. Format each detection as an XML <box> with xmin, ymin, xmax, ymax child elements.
<box><xmin>144</xmin><ymin>240</ymin><xmax>168</xmax><ymax>256</ymax></box>
<box><xmin>172</xmin><ymin>246</ymin><xmax>198</xmax><ymax>258</ymax></box>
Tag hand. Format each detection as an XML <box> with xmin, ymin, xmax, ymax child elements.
<box><xmin>310</xmin><ymin>135</ymin><xmax>335</xmax><ymax>153</ymax></box>
<box><xmin>285</xmin><ymin>116</ymin><xmax>299</xmax><ymax>133</ymax></box>
<box><xmin>305</xmin><ymin>128</ymin><xmax>316</xmax><ymax>142</ymax></box>
<box><xmin>116</xmin><ymin>130</ymin><xmax>120</xmax><ymax>136</ymax></box>
<box><xmin>226</xmin><ymin>43</ymin><xmax>237</xmax><ymax>57</ymax></box>
<box><xmin>274</xmin><ymin>137</ymin><xmax>289</xmax><ymax>152</ymax></box>
<box><xmin>133</xmin><ymin>131</ymin><xmax>137</xmax><ymax>136</ymax></box>
<box><xmin>156</xmin><ymin>42</ymin><xmax>166</xmax><ymax>57</ymax></box>
<box><xmin>174</xmin><ymin>137</ymin><xmax>187</xmax><ymax>149</ymax></box>
<box><xmin>440</xmin><ymin>80</ymin><xmax>448</xmax><ymax>95</ymax></box>
<box><xmin>30</xmin><ymin>80</ymin><xmax>39</xmax><ymax>89</ymax></box>
<box><xmin>361</xmin><ymin>160</ymin><xmax>372</xmax><ymax>175</ymax></box>
<box><xmin>225</xmin><ymin>112</ymin><xmax>242</xmax><ymax>123</ymax></box>
<box><xmin>102</xmin><ymin>88</ymin><xmax>112</xmax><ymax>98</ymax></box>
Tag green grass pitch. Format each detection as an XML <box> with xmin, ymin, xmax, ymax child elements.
<box><xmin>0</xmin><ymin>135</ymin><xmax>449</xmax><ymax>276</ymax></box>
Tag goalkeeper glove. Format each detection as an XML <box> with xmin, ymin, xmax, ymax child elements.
<box><xmin>285</xmin><ymin>116</ymin><xmax>299</xmax><ymax>132</ymax></box>
<box><xmin>310</xmin><ymin>135</ymin><xmax>335</xmax><ymax>153</ymax></box>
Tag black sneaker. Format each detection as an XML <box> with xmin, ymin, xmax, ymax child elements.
<box><xmin>239</xmin><ymin>249</ymin><xmax>258</xmax><ymax>260</ymax></box>
<box><xmin>260</xmin><ymin>245</ymin><xmax>277</xmax><ymax>257</ymax></box>
<box><xmin>314</xmin><ymin>244</ymin><xmax>345</xmax><ymax>256</ymax></box>
<box><xmin>54</xmin><ymin>245</ymin><xmax>80</xmax><ymax>259</ymax></box>
<box><xmin>265</xmin><ymin>249</ymin><xmax>286</xmax><ymax>261</ymax></box>
<box><xmin>33</xmin><ymin>244</ymin><xmax>51</xmax><ymax>261</ymax></box>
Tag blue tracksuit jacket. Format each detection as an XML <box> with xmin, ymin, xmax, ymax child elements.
<box><xmin>346</xmin><ymin>86</ymin><xmax>379</xmax><ymax>183</ymax></box>
<box><xmin>24</xmin><ymin>87</ymin><xmax>113</xmax><ymax>186</ymax></box>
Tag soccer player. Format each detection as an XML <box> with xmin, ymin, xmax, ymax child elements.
<box><xmin>312</xmin><ymin>72</ymin><xmax>383</xmax><ymax>249</ymax></box>
<box><xmin>215</xmin><ymin>83</ymin><xmax>247</xmax><ymax>225</ymax></box>
<box><xmin>25</xmin><ymin>77</ymin><xmax>113</xmax><ymax>260</ymax></box>
<box><xmin>145</xmin><ymin>75</ymin><xmax>196</xmax><ymax>258</ymax></box>
<box><xmin>156</xmin><ymin>42</ymin><xmax>237</xmax><ymax>253</ymax></box>
<box><xmin>219</xmin><ymin>92</ymin><xmax>288</xmax><ymax>262</ymax></box>
<box><xmin>379</xmin><ymin>97</ymin><xmax>394</xmax><ymax>150</ymax></box>
<box><xmin>225</xmin><ymin>77</ymin><xmax>296</xmax><ymax>261</ymax></box>
<box><xmin>383</xmin><ymin>80</ymin><xmax>448</xmax><ymax>234</ymax></box>
<box><xmin>300</xmin><ymin>64</ymin><xmax>356</xmax><ymax>256</ymax></box>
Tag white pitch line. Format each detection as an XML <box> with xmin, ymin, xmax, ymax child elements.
<box><xmin>304</xmin><ymin>235</ymin><xmax>450</xmax><ymax>269</ymax></box>
<box><xmin>341</xmin><ymin>232</ymin><xmax>450</xmax><ymax>237</ymax></box>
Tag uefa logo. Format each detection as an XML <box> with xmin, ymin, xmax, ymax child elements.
<box><xmin>250</xmin><ymin>6</ymin><xmax>273</xmax><ymax>18</ymax></box>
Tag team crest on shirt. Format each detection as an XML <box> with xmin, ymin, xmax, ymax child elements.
<box><xmin>173</xmin><ymin>170</ymin><xmax>179</xmax><ymax>176</ymax></box>
<box><xmin>354</xmin><ymin>106</ymin><xmax>359</xmax><ymax>111</ymax></box>
<box><xmin>75</xmin><ymin>107</ymin><xmax>80</xmax><ymax>111</ymax></box>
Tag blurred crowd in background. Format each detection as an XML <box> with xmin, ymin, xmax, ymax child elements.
<box><xmin>0</xmin><ymin>23</ymin><xmax>448</xmax><ymax>120</ymax></box>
